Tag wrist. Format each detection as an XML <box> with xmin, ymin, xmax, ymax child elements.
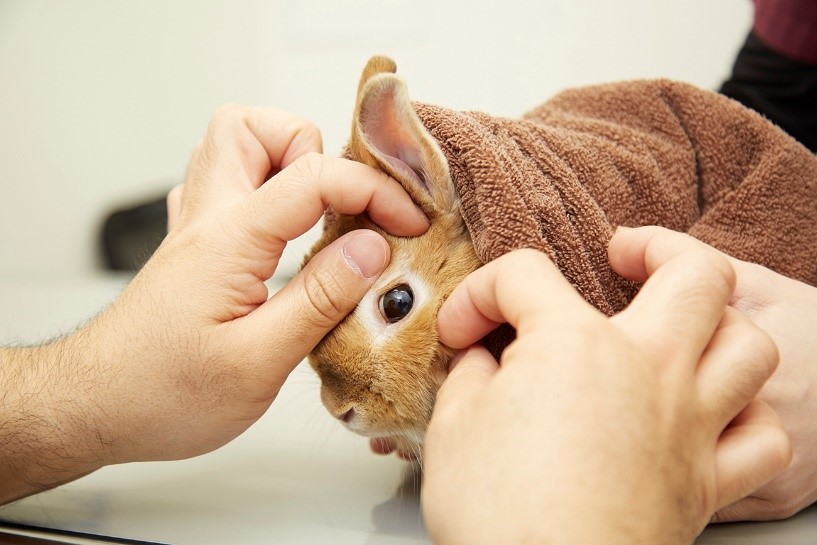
<box><xmin>0</xmin><ymin>329</ymin><xmax>110</xmax><ymax>503</ymax></box>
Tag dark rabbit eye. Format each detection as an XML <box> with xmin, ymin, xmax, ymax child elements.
<box><xmin>379</xmin><ymin>284</ymin><xmax>414</xmax><ymax>323</ymax></box>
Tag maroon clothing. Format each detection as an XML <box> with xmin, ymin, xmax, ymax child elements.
<box><xmin>732</xmin><ymin>0</ymin><xmax>817</xmax><ymax>152</ymax></box>
<box><xmin>754</xmin><ymin>0</ymin><xmax>817</xmax><ymax>64</ymax></box>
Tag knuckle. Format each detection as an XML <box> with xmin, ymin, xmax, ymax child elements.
<box><xmin>768</xmin><ymin>423</ymin><xmax>794</xmax><ymax>469</ymax></box>
<box><xmin>165</xmin><ymin>185</ymin><xmax>184</xmax><ymax>232</ymax></box>
<box><xmin>735</xmin><ymin>312</ymin><xmax>780</xmax><ymax>377</ymax></box>
<box><xmin>705</xmin><ymin>252</ymin><xmax>737</xmax><ymax>295</ymax></box>
<box><xmin>185</xmin><ymin>140</ymin><xmax>210</xmax><ymax>185</ymax></box>
<box><xmin>287</xmin><ymin>152</ymin><xmax>326</xmax><ymax>189</ymax></box>
<box><xmin>755</xmin><ymin>327</ymin><xmax>780</xmax><ymax>376</ymax></box>
<box><xmin>191</xmin><ymin>137</ymin><xmax>206</xmax><ymax>158</ymax></box>
<box><xmin>210</xmin><ymin>103</ymin><xmax>246</xmax><ymax>127</ymax></box>
<box><xmin>166</xmin><ymin>184</ymin><xmax>184</xmax><ymax>208</ymax></box>
<box><xmin>297</xmin><ymin>122</ymin><xmax>323</xmax><ymax>150</ymax></box>
<box><xmin>688</xmin><ymin>247</ymin><xmax>736</xmax><ymax>295</ymax></box>
<box><xmin>643</xmin><ymin>229</ymin><xmax>736</xmax><ymax>290</ymax></box>
<box><xmin>292</xmin><ymin>151</ymin><xmax>323</xmax><ymax>174</ymax></box>
<box><xmin>667</xmin><ymin>252</ymin><xmax>737</xmax><ymax>317</ymax></box>
<box><xmin>302</xmin><ymin>266</ymin><xmax>349</xmax><ymax>328</ymax></box>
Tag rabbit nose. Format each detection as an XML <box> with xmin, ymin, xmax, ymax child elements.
<box><xmin>340</xmin><ymin>408</ymin><xmax>355</xmax><ymax>423</ymax></box>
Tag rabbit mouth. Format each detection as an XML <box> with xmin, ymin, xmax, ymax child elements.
<box><xmin>338</xmin><ymin>409</ymin><xmax>425</xmax><ymax>442</ymax></box>
<box><xmin>342</xmin><ymin>417</ymin><xmax>415</xmax><ymax>439</ymax></box>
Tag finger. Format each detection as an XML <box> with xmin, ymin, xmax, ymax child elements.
<box><xmin>608</xmin><ymin>225</ymin><xmax>677</xmax><ymax>282</ymax></box>
<box><xmin>436</xmin><ymin>278</ymin><xmax>502</xmax><ymax>349</ymax></box>
<box><xmin>432</xmin><ymin>346</ymin><xmax>499</xmax><ymax>420</ymax></box>
<box><xmin>182</xmin><ymin>105</ymin><xmax>323</xmax><ymax>218</ymax></box>
<box><xmin>166</xmin><ymin>184</ymin><xmax>184</xmax><ymax>232</ymax></box>
<box><xmin>712</xmin><ymin>496</ymin><xmax>782</xmax><ymax>523</ymax></box>
<box><xmin>610</xmin><ymin>226</ymin><xmax>736</xmax><ymax>363</ymax></box>
<box><xmin>710</xmin><ymin>488</ymin><xmax>804</xmax><ymax>522</ymax></box>
<box><xmin>225</xmin><ymin>230</ymin><xmax>390</xmax><ymax>379</ymax></box>
<box><xmin>697</xmin><ymin>307</ymin><xmax>779</xmax><ymax>425</ymax></box>
<box><xmin>207</xmin><ymin>105</ymin><xmax>322</xmax><ymax>183</ymax></box>
<box><xmin>608</xmin><ymin>226</ymin><xmax>733</xmax><ymax>283</ymax></box>
<box><xmin>609</xmin><ymin>226</ymin><xmax>782</xmax><ymax>317</ymax></box>
<box><xmin>713</xmin><ymin>400</ymin><xmax>792</xmax><ymax>513</ymax></box>
<box><xmin>437</xmin><ymin>249</ymin><xmax>594</xmax><ymax>349</ymax></box>
<box><xmin>234</xmin><ymin>153</ymin><xmax>429</xmax><ymax>254</ymax></box>
<box><xmin>728</xmin><ymin>260</ymin><xmax>785</xmax><ymax>317</ymax></box>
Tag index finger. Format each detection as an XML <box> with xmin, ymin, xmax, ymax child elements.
<box><xmin>609</xmin><ymin>226</ymin><xmax>737</xmax><ymax>362</ymax></box>
<box><xmin>237</xmin><ymin>152</ymin><xmax>429</xmax><ymax>247</ymax></box>
<box><xmin>436</xmin><ymin>249</ymin><xmax>595</xmax><ymax>349</ymax></box>
<box><xmin>198</xmin><ymin>105</ymin><xmax>324</xmax><ymax>185</ymax></box>
<box><xmin>181</xmin><ymin>105</ymin><xmax>324</xmax><ymax>220</ymax></box>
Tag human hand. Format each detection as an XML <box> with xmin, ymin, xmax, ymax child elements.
<box><xmin>421</xmin><ymin>232</ymin><xmax>790</xmax><ymax>545</ymax></box>
<box><xmin>0</xmin><ymin>106</ymin><xmax>428</xmax><ymax>503</ymax></box>
<box><xmin>610</xmin><ymin>226</ymin><xmax>817</xmax><ymax>521</ymax></box>
<box><xmin>99</xmin><ymin>106</ymin><xmax>429</xmax><ymax>462</ymax></box>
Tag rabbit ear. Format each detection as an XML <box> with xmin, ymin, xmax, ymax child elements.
<box><xmin>349</xmin><ymin>56</ymin><xmax>456</xmax><ymax>217</ymax></box>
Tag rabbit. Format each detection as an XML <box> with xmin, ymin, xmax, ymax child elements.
<box><xmin>304</xmin><ymin>56</ymin><xmax>481</xmax><ymax>457</ymax></box>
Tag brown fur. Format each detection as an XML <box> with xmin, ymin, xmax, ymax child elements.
<box><xmin>305</xmin><ymin>57</ymin><xmax>481</xmax><ymax>452</ymax></box>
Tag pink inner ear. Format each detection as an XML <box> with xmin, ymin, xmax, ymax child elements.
<box><xmin>361</xmin><ymin>89</ymin><xmax>431</xmax><ymax>195</ymax></box>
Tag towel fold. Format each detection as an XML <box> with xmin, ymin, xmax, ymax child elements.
<box><xmin>411</xmin><ymin>79</ymin><xmax>817</xmax><ymax>316</ymax></box>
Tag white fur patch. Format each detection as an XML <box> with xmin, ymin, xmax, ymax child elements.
<box><xmin>353</xmin><ymin>256</ymin><xmax>430</xmax><ymax>348</ymax></box>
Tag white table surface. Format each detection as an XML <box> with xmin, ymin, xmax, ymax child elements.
<box><xmin>0</xmin><ymin>275</ymin><xmax>816</xmax><ymax>544</ymax></box>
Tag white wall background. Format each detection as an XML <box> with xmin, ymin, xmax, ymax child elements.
<box><xmin>0</xmin><ymin>0</ymin><xmax>753</xmax><ymax>280</ymax></box>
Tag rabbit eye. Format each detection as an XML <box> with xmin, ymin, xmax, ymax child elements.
<box><xmin>379</xmin><ymin>284</ymin><xmax>414</xmax><ymax>323</ymax></box>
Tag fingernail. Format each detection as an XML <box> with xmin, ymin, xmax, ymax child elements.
<box><xmin>343</xmin><ymin>231</ymin><xmax>388</xmax><ymax>279</ymax></box>
<box><xmin>416</xmin><ymin>204</ymin><xmax>431</xmax><ymax>225</ymax></box>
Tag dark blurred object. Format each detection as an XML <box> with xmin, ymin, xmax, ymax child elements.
<box><xmin>101</xmin><ymin>196</ymin><xmax>168</xmax><ymax>271</ymax></box>
<box><xmin>720</xmin><ymin>30</ymin><xmax>817</xmax><ymax>153</ymax></box>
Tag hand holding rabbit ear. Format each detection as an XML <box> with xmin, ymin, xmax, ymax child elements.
<box><xmin>102</xmin><ymin>107</ymin><xmax>429</xmax><ymax>460</ymax></box>
<box><xmin>0</xmin><ymin>105</ymin><xmax>428</xmax><ymax>504</ymax></box>
<box><xmin>424</xmin><ymin>235</ymin><xmax>790</xmax><ymax>545</ymax></box>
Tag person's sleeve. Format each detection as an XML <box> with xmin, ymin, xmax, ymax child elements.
<box><xmin>720</xmin><ymin>1</ymin><xmax>817</xmax><ymax>153</ymax></box>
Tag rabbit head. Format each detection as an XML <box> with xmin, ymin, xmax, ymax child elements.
<box><xmin>305</xmin><ymin>57</ymin><xmax>482</xmax><ymax>452</ymax></box>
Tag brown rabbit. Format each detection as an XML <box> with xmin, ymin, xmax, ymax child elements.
<box><xmin>304</xmin><ymin>57</ymin><xmax>480</xmax><ymax>456</ymax></box>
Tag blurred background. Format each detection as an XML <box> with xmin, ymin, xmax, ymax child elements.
<box><xmin>0</xmin><ymin>0</ymin><xmax>753</xmax><ymax>281</ymax></box>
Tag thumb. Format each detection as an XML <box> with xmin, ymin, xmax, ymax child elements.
<box><xmin>425</xmin><ymin>346</ymin><xmax>498</xmax><ymax>471</ymax></box>
<box><xmin>229</xmin><ymin>229</ymin><xmax>389</xmax><ymax>380</ymax></box>
<box><xmin>433</xmin><ymin>345</ymin><xmax>499</xmax><ymax>420</ymax></box>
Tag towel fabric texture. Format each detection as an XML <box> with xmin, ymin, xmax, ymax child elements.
<box><xmin>410</xmin><ymin>80</ymin><xmax>817</xmax><ymax>316</ymax></box>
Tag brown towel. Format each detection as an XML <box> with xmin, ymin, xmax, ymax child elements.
<box><xmin>410</xmin><ymin>80</ymin><xmax>817</xmax><ymax>315</ymax></box>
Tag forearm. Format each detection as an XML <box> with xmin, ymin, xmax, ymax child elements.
<box><xmin>0</xmin><ymin>332</ymin><xmax>108</xmax><ymax>504</ymax></box>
